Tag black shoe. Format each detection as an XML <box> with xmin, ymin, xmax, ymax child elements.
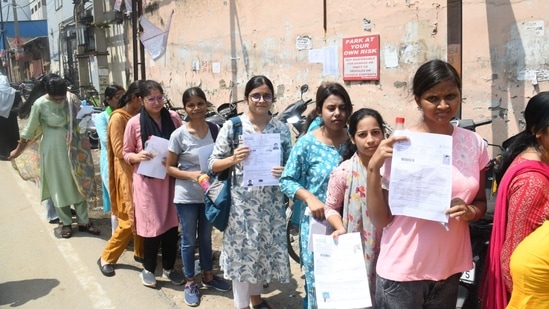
<box><xmin>97</xmin><ymin>258</ymin><xmax>115</xmax><ymax>277</ymax></box>
<box><xmin>78</xmin><ymin>222</ymin><xmax>101</xmax><ymax>235</ymax></box>
<box><xmin>48</xmin><ymin>218</ymin><xmax>60</xmax><ymax>224</ymax></box>
<box><xmin>134</xmin><ymin>255</ymin><xmax>144</xmax><ymax>263</ymax></box>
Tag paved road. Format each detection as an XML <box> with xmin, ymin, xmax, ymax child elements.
<box><xmin>0</xmin><ymin>160</ymin><xmax>304</xmax><ymax>308</ymax></box>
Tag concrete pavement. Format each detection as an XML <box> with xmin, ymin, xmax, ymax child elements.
<box><xmin>0</xmin><ymin>160</ymin><xmax>304</xmax><ymax>308</ymax></box>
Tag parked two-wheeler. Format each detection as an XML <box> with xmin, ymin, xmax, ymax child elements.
<box><xmin>450</xmin><ymin>118</ymin><xmax>504</xmax><ymax>309</ymax></box>
<box><xmin>278</xmin><ymin>84</ymin><xmax>315</xmax><ymax>264</ymax></box>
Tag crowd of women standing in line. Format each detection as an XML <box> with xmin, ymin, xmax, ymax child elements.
<box><xmin>6</xmin><ymin>58</ymin><xmax>548</xmax><ymax>309</ymax></box>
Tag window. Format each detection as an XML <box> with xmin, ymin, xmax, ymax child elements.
<box><xmin>55</xmin><ymin>0</ymin><xmax>62</xmax><ymax>10</ymax></box>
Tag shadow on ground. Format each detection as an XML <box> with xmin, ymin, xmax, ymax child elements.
<box><xmin>0</xmin><ymin>278</ymin><xmax>59</xmax><ymax>307</ymax></box>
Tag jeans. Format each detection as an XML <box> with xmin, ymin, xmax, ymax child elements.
<box><xmin>175</xmin><ymin>203</ymin><xmax>213</xmax><ymax>279</ymax></box>
<box><xmin>375</xmin><ymin>273</ymin><xmax>461</xmax><ymax>309</ymax></box>
<box><xmin>44</xmin><ymin>198</ymin><xmax>58</xmax><ymax>221</ymax></box>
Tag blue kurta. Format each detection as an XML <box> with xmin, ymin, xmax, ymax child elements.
<box><xmin>280</xmin><ymin>132</ymin><xmax>345</xmax><ymax>309</ymax></box>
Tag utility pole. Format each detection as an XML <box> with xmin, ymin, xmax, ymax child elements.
<box><xmin>93</xmin><ymin>0</ymin><xmax>110</xmax><ymax>100</ymax></box>
<box><xmin>11</xmin><ymin>0</ymin><xmax>23</xmax><ymax>81</ymax></box>
<box><xmin>447</xmin><ymin>0</ymin><xmax>462</xmax><ymax>119</ymax></box>
<box><xmin>0</xmin><ymin>1</ymin><xmax>6</xmax><ymax>76</ymax></box>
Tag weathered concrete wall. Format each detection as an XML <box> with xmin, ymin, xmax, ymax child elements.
<box><xmin>128</xmin><ymin>0</ymin><xmax>549</xmax><ymax>149</ymax></box>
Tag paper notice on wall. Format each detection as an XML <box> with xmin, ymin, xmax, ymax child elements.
<box><xmin>384</xmin><ymin>45</ymin><xmax>399</xmax><ymax>68</ymax></box>
<box><xmin>139</xmin><ymin>10</ymin><xmax>174</xmax><ymax>60</ymax></box>
<box><xmin>323</xmin><ymin>46</ymin><xmax>339</xmax><ymax>75</ymax></box>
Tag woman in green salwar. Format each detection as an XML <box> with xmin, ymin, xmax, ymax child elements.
<box><xmin>9</xmin><ymin>74</ymin><xmax>99</xmax><ymax>238</ymax></box>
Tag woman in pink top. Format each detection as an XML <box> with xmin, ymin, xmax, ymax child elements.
<box><xmin>123</xmin><ymin>80</ymin><xmax>183</xmax><ymax>289</ymax></box>
<box><xmin>366</xmin><ymin>60</ymin><xmax>490</xmax><ymax>308</ymax></box>
<box><xmin>324</xmin><ymin>108</ymin><xmax>385</xmax><ymax>306</ymax></box>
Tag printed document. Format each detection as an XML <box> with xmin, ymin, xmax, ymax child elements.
<box><xmin>388</xmin><ymin>131</ymin><xmax>452</xmax><ymax>222</ymax></box>
<box><xmin>241</xmin><ymin>133</ymin><xmax>281</xmax><ymax>187</ymax></box>
<box><xmin>137</xmin><ymin>135</ymin><xmax>169</xmax><ymax>179</ymax></box>
<box><xmin>197</xmin><ymin>143</ymin><xmax>214</xmax><ymax>172</ymax></box>
<box><xmin>313</xmin><ymin>233</ymin><xmax>372</xmax><ymax>308</ymax></box>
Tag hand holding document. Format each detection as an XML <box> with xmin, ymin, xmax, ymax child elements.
<box><xmin>313</xmin><ymin>232</ymin><xmax>372</xmax><ymax>308</ymax></box>
<box><xmin>388</xmin><ymin>131</ymin><xmax>452</xmax><ymax>223</ymax></box>
<box><xmin>137</xmin><ymin>135</ymin><xmax>169</xmax><ymax>179</ymax></box>
<box><xmin>241</xmin><ymin>133</ymin><xmax>281</xmax><ymax>187</ymax></box>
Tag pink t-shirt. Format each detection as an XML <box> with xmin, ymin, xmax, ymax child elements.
<box><xmin>377</xmin><ymin>127</ymin><xmax>490</xmax><ymax>281</ymax></box>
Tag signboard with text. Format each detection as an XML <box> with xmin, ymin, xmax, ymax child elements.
<box><xmin>342</xmin><ymin>35</ymin><xmax>380</xmax><ymax>81</ymax></box>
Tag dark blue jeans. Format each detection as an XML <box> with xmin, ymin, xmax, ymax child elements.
<box><xmin>175</xmin><ymin>203</ymin><xmax>213</xmax><ymax>279</ymax></box>
<box><xmin>375</xmin><ymin>273</ymin><xmax>461</xmax><ymax>309</ymax></box>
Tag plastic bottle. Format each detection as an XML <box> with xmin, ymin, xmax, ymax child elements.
<box><xmin>81</xmin><ymin>99</ymin><xmax>88</xmax><ymax>106</ymax></box>
<box><xmin>197</xmin><ymin>173</ymin><xmax>211</xmax><ymax>191</ymax></box>
<box><xmin>383</xmin><ymin>117</ymin><xmax>405</xmax><ymax>179</ymax></box>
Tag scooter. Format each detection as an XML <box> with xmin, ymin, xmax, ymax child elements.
<box><xmin>277</xmin><ymin>84</ymin><xmax>314</xmax><ymax>135</ymax></box>
<box><xmin>452</xmin><ymin>118</ymin><xmax>504</xmax><ymax>309</ymax></box>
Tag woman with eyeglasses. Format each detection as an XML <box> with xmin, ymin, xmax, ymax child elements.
<box><xmin>280</xmin><ymin>82</ymin><xmax>353</xmax><ymax>309</ymax></box>
<box><xmin>208</xmin><ymin>76</ymin><xmax>292</xmax><ymax>309</ymax></box>
<box><xmin>123</xmin><ymin>80</ymin><xmax>184</xmax><ymax>288</ymax></box>
<box><xmin>9</xmin><ymin>74</ymin><xmax>100</xmax><ymax>238</ymax></box>
<box><xmin>95</xmin><ymin>84</ymin><xmax>125</xmax><ymax>231</ymax></box>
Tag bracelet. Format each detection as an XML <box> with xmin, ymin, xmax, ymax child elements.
<box><xmin>18</xmin><ymin>139</ymin><xmax>28</xmax><ymax>144</ymax></box>
<box><xmin>468</xmin><ymin>205</ymin><xmax>479</xmax><ymax>221</ymax></box>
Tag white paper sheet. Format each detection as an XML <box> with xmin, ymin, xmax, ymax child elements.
<box><xmin>307</xmin><ymin>217</ymin><xmax>333</xmax><ymax>252</ymax></box>
<box><xmin>241</xmin><ymin>133</ymin><xmax>281</xmax><ymax>187</ymax></box>
<box><xmin>197</xmin><ymin>143</ymin><xmax>215</xmax><ymax>172</ymax></box>
<box><xmin>388</xmin><ymin>131</ymin><xmax>452</xmax><ymax>222</ymax></box>
<box><xmin>136</xmin><ymin>136</ymin><xmax>169</xmax><ymax>179</ymax></box>
<box><xmin>313</xmin><ymin>233</ymin><xmax>372</xmax><ymax>308</ymax></box>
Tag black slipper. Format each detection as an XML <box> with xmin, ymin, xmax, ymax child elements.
<box><xmin>97</xmin><ymin>258</ymin><xmax>115</xmax><ymax>277</ymax></box>
<box><xmin>252</xmin><ymin>300</ymin><xmax>273</xmax><ymax>309</ymax></box>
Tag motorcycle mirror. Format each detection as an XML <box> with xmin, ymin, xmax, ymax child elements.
<box><xmin>300</xmin><ymin>84</ymin><xmax>309</xmax><ymax>100</ymax></box>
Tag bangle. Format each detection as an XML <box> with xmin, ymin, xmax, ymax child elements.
<box><xmin>18</xmin><ymin>139</ymin><xmax>28</xmax><ymax>144</ymax></box>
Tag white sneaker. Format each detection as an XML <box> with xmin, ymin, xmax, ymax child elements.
<box><xmin>140</xmin><ymin>269</ymin><xmax>156</xmax><ymax>288</ymax></box>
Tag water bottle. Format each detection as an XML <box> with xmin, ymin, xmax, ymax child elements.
<box><xmin>383</xmin><ymin>117</ymin><xmax>405</xmax><ymax>180</ymax></box>
<box><xmin>198</xmin><ymin>173</ymin><xmax>211</xmax><ymax>191</ymax></box>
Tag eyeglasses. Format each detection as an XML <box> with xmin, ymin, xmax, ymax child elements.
<box><xmin>249</xmin><ymin>93</ymin><xmax>273</xmax><ymax>103</ymax></box>
<box><xmin>145</xmin><ymin>96</ymin><xmax>166</xmax><ymax>104</ymax></box>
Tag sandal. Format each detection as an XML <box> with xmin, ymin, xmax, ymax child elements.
<box><xmin>61</xmin><ymin>225</ymin><xmax>72</xmax><ymax>238</ymax></box>
<box><xmin>252</xmin><ymin>300</ymin><xmax>273</xmax><ymax>309</ymax></box>
<box><xmin>78</xmin><ymin>222</ymin><xmax>101</xmax><ymax>235</ymax></box>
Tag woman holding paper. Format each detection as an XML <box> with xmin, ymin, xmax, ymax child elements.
<box><xmin>324</xmin><ymin>108</ymin><xmax>386</xmax><ymax>305</ymax></box>
<box><xmin>280</xmin><ymin>82</ymin><xmax>353</xmax><ymax>309</ymax></box>
<box><xmin>123</xmin><ymin>80</ymin><xmax>183</xmax><ymax>288</ymax></box>
<box><xmin>208</xmin><ymin>75</ymin><xmax>292</xmax><ymax>309</ymax></box>
<box><xmin>166</xmin><ymin>87</ymin><xmax>230</xmax><ymax>307</ymax></box>
<box><xmin>366</xmin><ymin>59</ymin><xmax>489</xmax><ymax>308</ymax></box>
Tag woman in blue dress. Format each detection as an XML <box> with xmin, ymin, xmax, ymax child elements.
<box><xmin>280</xmin><ymin>82</ymin><xmax>353</xmax><ymax>309</ymax></box>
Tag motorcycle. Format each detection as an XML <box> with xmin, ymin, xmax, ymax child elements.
<box><xmin>77</xmin><ymin>99</ymin><xmax>103</xmax><ymax>149</ymax></box>
<box><xmin>164</xmin><ymin>96</ymin><xmax>228</xmax><ymax>127</ymax></box>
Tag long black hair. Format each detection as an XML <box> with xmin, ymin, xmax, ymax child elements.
<box><xmin>495</xmin><ymin>91</ymin><xmax>549</xmax><ymax>182</ymax></box>
<box><xmin>18</xmin><ymin>74</ymin><xmax>66</xmax><ymax>119</ymax></box>
<box><xmin>341</xmin><ymin>108</ymin><xmax>386</xmax><ymax>161</ymax></box>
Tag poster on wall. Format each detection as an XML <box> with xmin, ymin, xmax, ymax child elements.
<box><xmin>342</xmin><ymin>34</ymin><xmax>380</xmax><ymax>81</ymax></box>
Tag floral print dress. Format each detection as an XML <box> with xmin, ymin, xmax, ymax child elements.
<box><xmin>208</xmin><ymin>115</ymin><xmax>292</xmax><ymax>284</ymax></box>
<box><xmin>280</xmin><ymin>132</ymin><xmax>345</xmax><ymax>309</ymax></box>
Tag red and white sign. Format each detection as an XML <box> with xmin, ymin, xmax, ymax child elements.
<box><xmin>342</xmin><ymin>35</ymin><xmax>380</xmax><ymax>81</ymax></box>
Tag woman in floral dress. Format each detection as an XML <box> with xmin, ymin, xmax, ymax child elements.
<box><xmin>208</xmin><ymin>75</ymin><xmax>291</xmax><ymax>309</ymax></box>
